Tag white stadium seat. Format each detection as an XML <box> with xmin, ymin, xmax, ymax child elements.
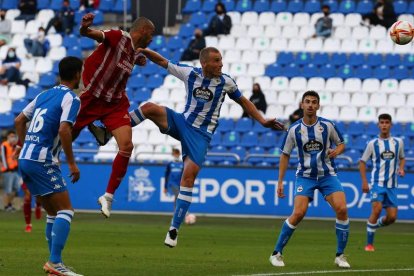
<box><xmin>334</xmin><ymin>26</ymin><xmax>351</xmax><ymax>40</ymax></box>
<box><xmin>266</xmin><ymin>104</ymin><xmax>284</xmax><ymax>119</ymax></box>
<box><xmin>264</xmin><ymin>25</ymin><xmax>281</xmax><ymax>38</ymax></box>
<box><xmin>352</xmin><ymin>26</ymin><xmax>369</xmax><ymax>40</ymax></box>
<box><xmin>375</xmin><ymin>39</ymin><xmax>394</xmax><ymax>54</ymax></box>
<box><xmin>247</xmin><ymin>63</ymin><xmax>265</xmax><ymax>77</ymax></box>
<box><xmin>5</xmin><ymin>9</ymin><xmax>21</xmax><ymax>21</ymax></box>
<box><xmin>46</xmin><ymin>34</ymin><xmax>63</xmax><ymax>47</ymax></box>
<box><xmin>147</xmin><ymin>129</ymin><xmax>166</xmax><ymax>145</ymax></box>
<box><xmin>289</xmin><ymin>77</ymin><xmax>307</xmax><ymax>92</ymax></box>
<box><xmin>151</xmin><ymin>87</ymin><xmax>170</xmax><ymax>102</ymax></box>
<box><xmin>37</xmin><ymin>9</ymin><xmax>55</xmax><ymax>26</ymax></box>
<box><xmin>305</xmin><ymin>38</ymin><xmax>323</xmax><ymax>52</ymax></box>
<box><xmin>277</xmin><ymin>91</ymin><xmax>296</xmax><ymax>105</ymax></box>
<box><xmin>247</xmin><ymin>25</ymin><xmax>264</xmax><ymax>38</ymax></box>
<box><xmin>282</xmin><ymin>25</ymin><xmax>299</xmax><ymax>39</ymax></box>
<box><xmin>292</xmin><ymin>13</ymin><xmax>310</xmax><ymax>26</ymax></box>
<box><xmin>332</xmin><ymin>92</ymin><xmax>350</xmax><ymax>107</ymax></box>
<box><xmin>395</xmin><ymin>108</ymin><xmax>413</xmax><ymax>123</ymax></box>
<box><xmin>368</xmin><ymin>93</ymin><xmax>387</xmax><ymax>107</ymax></box>
<box><xmin>258</xmin><ymin>12</ymin><xmax>275</xmax><ymax>26</ymax></box>
<box><xmin>299</xmin><ymin>25</ymin><xmax>315</xmax><ymax>39</ymax></box>
<box><xmin>287</xmin><ymin>38</ymin><xmax>305</xmax><ymax>52</ymax></box>
<box><xmin>399</xmin><ymin>79</ymin><xmax>414</xmax><ymax>94</ymax></box>
<box><xmin>276</xmin><ymin>12</ymin><xmax>293</xmax><ymax>26</ymax></box>
<box><xmin>358</xmin><ymin>106</ymin><xmax>377</xmax><ymax>122</ymax></box>
<box><xmin>227</xmin><ymin>12</ymin><xmax>241</xmax><ymax>25</ymax></box>
<box><xmin>323</xmin><ymin>38</ymin><xmax>341</xmax><ymax>53</ymax></box>
<box><xmin>258</xmin><ymin>50</ymin><xmax>276</xmax><ymax>65</ymax></box>
<box><xmin>369</xmin><ymin>25</ymin><xmax>386</xmax><ymax>40</ymax></box>
<box><xmin>361</xmin><ymin>78</ymin><xmax>380</xmax><ymax>93</ymax></box>
<box><xmin>228</xmin><ymin>103</ymin><xmax>243</xmax><ymax>119</ymax></box>
<box><xmin>0</xmin><ymin>99</ymin><xmax>12</xmax><ymax>113</ymax></box>
<box><xmin>132</xmin><ymin>129</ymin><xmax>148</xmax><ymax>145</ymax></box>
<box><xmin>35</xmin><ymin>58</ymin><xmax>53</xmax><ymax>74</ymax></box>
<box><xmin>224</xmin><ymin>49</ymin><xmax>241</xmax><ymax>63</ymax></box>
<box><xmin>169</xmin><ymin>88</ymin><xmax>186</xmax><ymax>103</ymax></box>
<box><xmin>358</xmin><ymin>39</ymin><xmax>376</xmax><ymax>53</ymax></box>
<box><xmin>254</xmin><ymin>76</ymin><xmax>271</xmax><ymax>90</ymax></box>
<box><xmin>283</xmin><ymin>104</ymin><xmax>298</xmax><ymax>119</ymax></box>
<box><xmin>377</xmin><ymin>107</ymin><xmax>395</xmax><ymax>119</ymax></box>
<box><xmin>205</xmin><ymin>36</ymin><xmax>218</xmax><ymax>47</ymax></box>
<box><xmin>241</xmin><ymin>50</ymin><xmax>259</xmax><ymax>63</ymax></box>
<box><xmin>310</xmin><ymin>12</ymin><xmax>323</xmax><ymax>26</ymax></box>
<box><xmin>163</xmin><ymin>74</ymin><xmax>182</xmax><ymax>89</ymax></box>
<box><xmin>0</xmin><ymin>86</ymin><xmax>8</xmax><ymax>98</ymax></box>
<box><xmin>229</xmin><ymin>63</ymin><xmax>247</xmax><ymax>77</ymax></box>
<box><xmin>253</xmin><ymin>37</ymin><xmax>270</xmax><ymax>51</ymax></box>
<box><xmin>230</xmin><ymin>24</ymin><xmax>247</xmax><ymax>38</ymax></box>
<box><xmin>11</xmin><ymin>20</ymin><xmax>25</xmax><ymax>34</ymax></box>
<box><xmin>387</xmin><ymin>94</ymin><xmax>405</xmax><ymax>108</ymax></box>
<box><xmin>236</xmin><ymin>76</ymin><xmax>253</xmax><ymax>90</ymax></box>
<box><xmin>319</xmin><ymin>91</ymin><xmax>332</xmax><ymax>105</ymax></box>
<box><xmin>270</xmin><ymin>38</ymin><xmax>288</xmax><ymax>52</ymax></box>
<box><xmin>340</xmin><ymin>39</ymin><xmax>358</xmax><ymax>53</ymax></box>
<box><xmin>8</xmin><ymin>84</ymin><xmax>26</xmax><ymax>100</ymax></box>
<box><xmin>235</xmin><ymin>37</ymin><xmax>252</xmax><ymax>50</ymax></box>
<box><xmin>344</xmin><ymin>13</ymin><xmax>362</xmax><ymax>27</ymax></box>
<box><xmin>330</xmin><ymin>13</ymin><xmax>345</xmax><ymax>27</ymax></box>
<box><xmin>343</xmin><ymin>78</ymin><xmax>362</xmax><ymax>92</ymax></box>
<box><xmin>307</xmin><ymin>77</ymin><xmax>325</xmax><ymax>91</ymax></box>
<box><xmin>380</xmin><ymin>79</ymin><xmax>399</xmax><ymax>94</ymax></box>
<box><xmin>218</xmin><ymin>36</ymin><xmax>235</xmax><ymax>50</ymax></box>
<box><xmin>339</xmin><ymin>106</ymin><xmax>358</xmax><ymax>121</ymax></box>
<box><xmin>48</xmin><ymin>46</ymin><xmax>66</xmax><ymax>61</ymax></box>
<box><xmin>350</xmin><ymin>92</ymin><xmax>368</xmax><ymax>107</ymax></box>
<box><xmin>241</xmin><ymin>12</ymin><xmax>259</xmax><ymax>26</ymax></box>
<box><xmin>325</xmin><ymin>78</ymin><xmax>343</xmax><ymax>92</ymax></box>
<box><xmin>271</xmin><ymin>77</ymin><xmax>289</xmax><ymax>91</ymax></box>
<box><xmin>25</xmin><ymin>19</ymin><xmax>41</xmax><ymax>35</ymax></box>
<box><xmin>321</xmin><ymin>106</ymin><xmax>339</xmax><ymax>120</ymax></box>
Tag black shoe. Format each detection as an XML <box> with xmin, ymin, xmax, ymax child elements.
<box><xmin>88</xmin><ymin>123</ymin><xmax>112</xmax><ymax>146</ymax></box>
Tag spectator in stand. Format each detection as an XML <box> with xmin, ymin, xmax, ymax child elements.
<box><xmin>362</xmin><ymin>0</ymin><xmax>396</xmax><ymax>29</ymax></box>
<box><xmin>181</xmin><ymin>29</ymin><xmax>206</xmax><ymax>61</ymax></box>
<box><xmin>0</xmin><ymin>48</ymin><xmax>22</xmax><ymax>86</ymax></box>
<box><xmin>15</xmin><ymin>0</ymin><xmax>37</xmax><ymax>22</ymax></box>
<box><xmin>289</xmin><ymin>102</ymin><xmax>304</xmax><ymax>125</ymax></box>
<box><xmin>45</xmin><ymin>0</ymin><xmax>75</xmax><ymax>35</ymax></box>
<box><xmin>0</xmin><ymin>10</ymin><xmax>11</xmax><ymax>47</ymax></box>
<box><xmin>80</xmin><ymin>0</ymin><xmax>100</xmax><ymax>11</ymax></box>
<box><xmin>1</xmin><ymin>130</ymin><xmax>20</xmax><ymax>212</ymax></box>
<box><xmin>24</xmin><ymin>27</ymin><xmax>47</xmax><ymax>57</ymax></box>
<box><xmin>313</xmin><ymin>5</ymin><xmax>333</xmax><ymax>38</ymax></box>
<box><xmin>203</xmin><ymin>2</ymin><xmax>232</xmax><ymax>36</ymax></box>
<box><xmin>242</xmin><ymin>83</ymin><xmax>267</xmax><ymax>118</ymax></box>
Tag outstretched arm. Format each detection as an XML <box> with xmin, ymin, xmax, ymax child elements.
<box><xmin>79</xmin><ymin>13</ymin><xmax>104</xmax><ymax>43</ymax></box>
<box><xmin>359</xmin><ymin>160</ymin><xmax>369</xmax><ymax>193</ymax></box>
<box><xmin>236</xmin><ymin>96</ymin><xmax>284</xmax><ymax>130</ymax></box>
<box><xmin>277</xmin><ymin>153</ymin><xmax>290</xmax><ymax>198</ymax></box>
<box><xmin>140</xmin><ymin>48</ymin><xmax>168</xmax><ymax>69</ymax></box>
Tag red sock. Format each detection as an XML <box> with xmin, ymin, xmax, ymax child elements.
<box><xmin>23</xmin><ymin>198</ymin><xmax>32</xmax><ymax>225</ymax></box>
<box><xmin>106</xmin><ymin>152</ymin><xmax>130</xmax><ymax>194</ymax></box>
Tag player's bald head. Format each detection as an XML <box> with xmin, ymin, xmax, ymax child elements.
<box><xmin>199</xmin><ymin>47</ymin><xmax>220</xmax><ymax>63</ymax></box>
<box><xmin>130</xmin><ymin>17</ymin><xmax>155</xmax><ymax>32</ymax></box>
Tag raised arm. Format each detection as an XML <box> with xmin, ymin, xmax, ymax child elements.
<box><xmin>140</xmin><ymin>48</ymin><xmax>168</xmax><ymax>69</ymax></box>
<box><xmin>79</xmin><ymin>13</ymin><xmax>104</xmax><ymax>43</ymax></box>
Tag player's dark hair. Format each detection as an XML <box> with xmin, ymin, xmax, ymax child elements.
<box><xmin>321</xmin><ymin>4</ymin><xmax>330</xmax><ymax>10</ymax></box>
<box><xmin>215</xmin><ymin>2</ymin><xmax>227</xmax><ymax>13</ymax></box>
<box><xmin>130</xmin><ymin>17</ymin><xmax>154</xmax><ymax>32</ymax></box>
<box><xmin>200</xmin><ymin>47</ymin><xmax>220</xmax><ymax>63</ymax></box>
<box><xmin>378</xmin><ymin>113</ymin><xmax>392</xmax><ymax>122</ymax></box>
<box><xmin>6</xmin><ymin>130</ymin><xmax>16</xmax><ymax>136</ymax></box>
<box><xmin>302</xmin><ymin>90</ymin><xmax>320</xmax><ymax>103</ymax></box>
<box><xmin>59</xmin><ymin>56</ymin><xmax>83</xmax><ymax>81</ymax></box>
<box><xmin>172</xmin><ymin>148</ymin><xmax>180</xmax><ymax>154</ymax></box>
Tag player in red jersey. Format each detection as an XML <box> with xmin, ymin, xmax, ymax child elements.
<box><xmin>73</xmin><ymin>13</ymin><xmax>155</xmax><ymax>217</ymax></box>
<box><xmin>21</xmin><ymin>182</ymin><xmax>42</xmax><ymax>232</ymax></box>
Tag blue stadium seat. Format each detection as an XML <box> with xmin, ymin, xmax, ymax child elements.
<box><xmin>171</xmin><ymin>48</ymin><xmax>184</xmax><ymax>62</ymax></box>
<box><xmin>178</xmin><ymin>23</ymin><xmax>195</xmax><ymax>38</ymax></box>
<box><xmin>158</xmin><ymin>47</ymin><xmax>171</xmax><ymax>59</ymax></box>
<box><xmin>287</xmin><ymin>0</ymin><xmax>303</xmax><ymax>13</ymax></box>
<box><xmin>63</xmin><ymin>34</ymin><xmax>80</xmax><ymax>48</ymax></box>
<box><xmin>323</xmin><ymin>0</ymin><xmax>338</xmax><ymax>12</ymax></box>
<box><xmin>384</xmin><ymin>53</ymin><xmax>401</xmax><ymax>67</ymax></box>
<box><xmin>167</xmin><ymin>35</ymin><xmax>185</xmax><ymax>50</ymax></box>
<box><xmin>230</xmin><ymin>146</ymin><xmax>247</xmax><ymax>162</ymax></box>
<box><xmin>208</xmin><ymin>145</ymin><xmax>232</xmax><ymax>163</ymax></box>
<box><xmin>347</xmin><ymin>121</ymin><xmax>363</xmax><ymax>135</ymax></box>
<box><xmin>344</xmin><ymin>148</ymin><xmax>361</xmax><ymax>166</ymax></box>
<box><xmin>11</xmin><ymin>99</ymin><xmax>29</xmax><ymax>115</ymax></box>
<box><xmin>149</xmin><ymin>35</ymin><xmax>167</xmax><ymax>50</ymax></box>
<box><xmin>133</xmin><ymin>88</ymin><xmax>151</xmax><ymax>102</ymax></box>
<box><xmin>403</xmin><ymin>54</ymin><xmax>414</xmax><ymax>68</ymax></box>
<box><xmin>114</xmin><ymin>0</ymin><xmax>131</xmax><ymax>13</ymax></box>
<box><xmin>142</xmin><ymin>61</ymin><xmax>161</xmax><ymax>76</ymax></box>
<box><xmin>131</xmin><ymin>65</ymin><xmax>143</xmax><ymax>75</ymax></box>
<box><xmin>76</xmin><ymin>129</ymin><xmax>95</xmax><ymax>144</ymax></box>
<box><xmin>210</xmin><ymin>132</ymin><xmax>222</xmax><ymax>147</ymax></box>
<box><xmin>348</xmin><ymin>53</ymin><xmax>364</xmax><ymax>67</ymax></box>
<box><xmin>74</xmin><ymin>11</ymin><xmax>85</xmax><ymax>24</ymax></box>
<box><xmin>234</xmin><ymin>117</ymin><xmax>253</xmax><ymax>133</ymax></box>
<box><xmin>222</xmin><ymin>131</ymin><xmax>241</xmax><ymax>147</ymax></box>
<box><xmin>76</xmin><ymin>143</ymin><xmax>98</xmax><ymax>162</ymax></box>
<box><xmin>356</xmin><ymin>0</ymin><xmax>373</xmax><ymax>14</ymax></box>
<box><xmin>26</xmin><ymin>85</ymin><xmax>42</xmax><ymax>101</ymax></box>
<box><xmin>265</xmin><ymin>63</ymin><xmax>282</xmax><ymax>78</ymax></box>
<box><xmin>337</xmin><ymin>65</ymin><xmax>354</xmax><ymax>79</ymax></box>
<box><xmin>38</xmin><ymin>0</ymin><xmax>50</xmax><ymax>9</ymax></box>
<box><xmin>217</xmin><ymin>118</ymin><xmax>234</xmax><ymax>133</ymax></box>
<box><xmin>253</xmin><ymin>0</ymin><xmax>270</xmax><ymax>12</ymax></box>
<box><xmin>320</xmin><ymin>64</ymin><xmax>336</xmax><ymax>78</ymax></box>
<box><xmin>182</xmin><ymin>0</ymin><xmax>202</xmax><ymax>14</ymax></box>
<box><xmin>222</xmin><ymin>0</ymin><xmax>236</xmax><ymax>11</ymax></box>
<box><xmin>331</xmin><ymin>53</ymin><xmax>347</xmax><ymax>66</ymax></box>
<box><xmin>302</xmin><ymin>63</ymin><xmax>319</xmax><ymax>78</ymax></box>
<box><xmin>373</xmin><ymin>65</ymin><xmax>390</xmax><ymax>80</ymax></box>
<box><xmin>312</xmin><ymin>53</ymin><xmax>329</xmax><ymax>66</ymax></box>
<box><xmin>127</xmin><ymin>74</ymin><xmax>147</xmax><ymax>90</ymax></box>
<box><xmin>296</xmin><ymin>52</ymin><xmax>311</xmax><ymax>66</ymax></box>
<box><xmin>0</xmin><ymin>113</ymin><xmax>14</xmax><ymax>128</ymax></box>
<box><xmin>39</xmin><ymin>73</ymin><xmax>57</xmax><ymax>88</ymax></box>
<box><xmin>394</xmin><ymin>0</ymin><xmax>408</xmax><ymax>14</ymax></box>
<box><xmin>408</xmin><ymin>1</ymin><xmax>414</xmax><ymax>13</ymax></box>
<box><xmin>252</xmin><ymin>120</ymin><xmax>267</xmax><ymax>133</ymax></box>
<box><xmin>338</xmin><ymin>0</ymin><xmax>356</xmax><ymax>14</ymax></box>
<box><xmin>366</xmin><ymin>53</ymin><xmax>383</xmax><ymax>67</ymax></box>
<box><xmin>80</xmin><ymin>37</ymin><xmax>95</xmax><ymax>50</ymax></box>
<box><xmin>246</xmin><ymin>146</ymin><xmax>266</xmax><ymax>165</ymax></box>
<box><xmin>235</xmin><ymin>0</ymin><xmax>253</xmax><ymax>12</ymax></box>
<box><xmin>260</xmin><ymin>131</ymin><xmax>278</xmax><ymax>148</ymax></box>
<box><xmin>277</xmin><ymin>52</ymin><xmax>294</xmax><ymax>66</ymax></box>
<box><xmin>202</xmin><ymin>0</ymin><xmax>218</xmax><ymax>13</ymax></box>
<box><xmin>392</xmin><ymin>122</ymin><xmax>404</xmax><ymax>136</ymax></box>
<box><xmin>270</xmin><ymin>0</ymin><xmax>287</xmax><ymax>13</ymax></box>
<box><xmin>92</xmin><ymin>10</ymin><xmax>104</xmax><ymax>25</ymax></box>
<box><xmin>304</xmin><ymin>0</ymin><xmax>320</xmax><ymax>14</ymax></box>
<box><xmin>52</xmin><ymin>61</ymin><xmax>59</xmax><ymax>74</ymax></box>
<box><xmin>146</xmin><ymin>74</ymin><xmax>163</xmax><ymax>89</ymax></box>
<box><xmin>189</xmin><ymin>12</ymin><xmax>208</xmax><ymax>26</ymax></box>
<box><xmin>284</xmin><ymin>63</ymin><xmax>300</xmax><ymax>78</ymax></box>
<box><xmin>99</xmin><ymin>0</ymin><xmax>114</xmax><ymax>12</ymax></box>
<box><xmin>50</xmin><ymin>0</ymin><xmax>64</xmax><ymax>11</ymax></box>
<box><xmin>366</xmin><ymin>122</ymin><xmax>378</xmax><ymax>135</ymax></box>
<box><xmin>67</xmin><ymin>46</ymin><xmax>82</xmax><ymax>58</ymax></box>
<box><xmin>355</xmin><ymin>64</ymin><xmax>372</xmax><ymax>80</ymax></box>
<box><xmin>240</xmin><ymin>131</ymin><xmax>258</xmax><ymax>148</ymax></box>
<box><xmin>393</xmin><ymin>65</ymin><xmax>410</xmax><ymax>80</ymax></box>
<box><xmin>70</xmin><ymin>0</ymin><xmax>80</xmax><ymax>9</ymax></box>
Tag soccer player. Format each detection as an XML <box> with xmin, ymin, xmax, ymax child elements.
<box><xmin>22</xmin><ymin>183</ymin><xmax>42</xmax><ymax>233</ymax></box>
<box><xmin>269</xmin><ymin>91</ymin><xmax>351</xmax><ymax>268</ymax></box>
<box><xmin>73</xmin><ymin>13</ymin><xmax>155</xmax><ymax>218</ymax></box>
<box><xmin>359</xmin><ymin>113</ymin><xmax>405</xmax><ymax>252</ymax></box>
<box><xmin>127</xmin><ymin>46</ymin><xmax>284</xmax><ymax>247</ymax></box>
<box><xmin>164</xmin><ymin>148</ymin><xmax>183</xmax><ymax>210</ymax></box>
<box><xmin>15</xmin><ymin>56</ymin><xmax>83</xmax><ymax>276</ymax></box>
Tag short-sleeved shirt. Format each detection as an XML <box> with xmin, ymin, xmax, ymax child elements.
<box><xmin>281</xmin><ymin>117</ymin><xmax>344</xmax><ymax>178</ymax></box>
<box><xmin>164</xmin><ymin>160</ymin><xmax>183</xmax><ymax>189</ymax></box>
<box><xmin>167</xmin><ymin>62</ymin><xmax>242</xmax><ymax>136</ymax></box>
<box><xmin>82</xmin><ymin>30</ymin><xmax>141</xmax><ymax>102</ymax></box>
<box><xmin>360</xmin><ymin>136</ymin><xmax>405</xmax><ymax>188</ymax></box>
<box><xmin>19</xmin><ymin>84</ymin><xmax>80</xmax><ymax>164</ymax></box>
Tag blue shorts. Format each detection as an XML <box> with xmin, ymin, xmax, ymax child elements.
<box><xmin>162</xmin><ymin>108</ymin><xmax>210</xmax><ymax>167</ymax></box>
<box><xmin>18</xmin><ymin>159</ymin><xmax>67</xmax><ymax>197</ymax></box>
<box><xmin>370</xmin><ymin>185</ymin><xmax>397</xmax><ymax>208</ymax></box>
<box><xmin>2</xmin><ymin>171</ymin><xmax>20</xmax><ymax>194</ymax></box>
<box><xmin>295</xmin><ymin>175</ymin><xmax>344</xmax><ymax>201</ymax></box>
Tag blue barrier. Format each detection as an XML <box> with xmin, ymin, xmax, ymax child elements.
<box><xmin>62</xmin><ymin>164</ymin><xmax>414</xmax><ymax>221</ymax></box>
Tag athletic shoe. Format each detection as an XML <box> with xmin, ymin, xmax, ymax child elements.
<box><xmin>88</xmin><ymin>124</ymin><xmax>112</xmax><ymax>146</ymax></box>
<box><xmin>25</xmin><ymin>224</ymin><xmax>32</xmax><ymax>233</ymax></box>
<box><xmin>98</xmin><ymin>195</ymin><xmax>112</xmax><ymax>218</ymax></box>
<box><xmin>35</xmin><ymin>205</ymin><xmax>42</xmax><ymax>219</ymax></box>
<box><xmin>269</xmin><ymin>252</ymin><xmax>285</xmax><ymax>267</ymax></box>
<box><xmin>364</xmin><ymin>244</ymin><xmax>375</xmax><ymax>252</ymax></box>
<box><xmin>43</xmin><ymin>261</ymin><xmax>83</xmax><ymax>276</ymax></box>
<box><xmin>164</xmin><ymin>229</ymin><xmax>178</xmax><ymax>248</ymax></box>
<box><xmin>335</xmin><ymin>254</ymin><xmax>351</xmax><ymax>268</ymax></box>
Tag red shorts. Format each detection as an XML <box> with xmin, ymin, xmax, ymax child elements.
<box><xmin>73</xmin><ymin>92</ymin><xmax>131</xmax><ymax>132</ymax></box>
<box><xmin>21</xmin><ymin>182</ymin><xmax>28</xmax><ymax>190</ymax></box>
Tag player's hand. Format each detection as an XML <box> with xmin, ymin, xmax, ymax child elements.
<box><xmin>262</xmin><ymin>118</ymin><xmax>285</xmax><ymax>131</ymax></box>
<box><xmin>277</xmin><ymin>182</ymin><xmax>285</xmax><ymax>198</ymax></box>
<box><xmin>81</xmin><ymin>13</ymin><xmax>95</xmax><ymax>28</ymax></box>
<box><xmin>68</xmin><ymin>162</ymin><xmax>80</xmax><ymax>183</ymax></box>
<box><xmin>12</xmin><ymin>146</ymin><xmax>22</xmax><ymax>159</ymax></box>
<box><xmin>327</xmin><ymin>148</ymin><xmax>339</xmax><ymax>159</ymax></box>
<box><xmin>362</xmin><ymin>180</ymin><xmax>369</xmax><ymax>193</ymax></box>
<box><xmin>137</xmin><ymin>55</ymin><xmax>147</xmax><ymax>66</ymax></box>
<box><xmin>398</xmin><ymin>168</ymin><xmax>405</xmax><ymax>177</ymax></box>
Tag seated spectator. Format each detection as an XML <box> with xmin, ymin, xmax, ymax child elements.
<box><xmin>0</xmin><ymin>48</ymin><xmax>22</xmax><ymax>85</ymax></box>
<box><xmin>45</xmin><ymin>0</ymin><xmax>75</xmax><ymax>35</ymax></box>
<box><xmin>313</xmin><ymin>5</ymin><xmax>333</xmax><ymax>38</ymax></box>
<box><xmin>24</xmin><ymin>27</ymin><xmax>47</xmax><ymax>57</ymax></box>
<box><xmin>242</xmin><ymin>83</ymin><xmax>267</xmax><ymax>117</ymax></box>
<box><xmin>15</xmin><ymin>0</ymin><xmax>37</xmax><ymax>22</ymax></box>
<box><xmin>362</xmin><ymin>0</ymin><xmax>396</xmax><ymax>29</ymax></box>
<box><xmin>181</xmin><ymin>29</ymin><xmax>206</xmax><ymax>61</ymax></box>
<box><xmin>203</xmin><ymin>2</ymin><xmax>232</xmax><ymax>36</ymax></box>
<box><xmin>0</xmin><ymin>10</ymin><xmax>11</xmax><ymax>47</ymax></box>
<box><xmin>80</xmin><ymin>0</ymin><xmax>100</xmax><ymax>11</ymax></box>
<box><xmin>289</xmin><ymin>103</ymin><xmax>303</xmax><ymax>125</ymax></box>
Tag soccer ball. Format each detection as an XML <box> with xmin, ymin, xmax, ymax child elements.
<box><xmin>390</xmin><ymin>20</ymin><xmax>414</xmax><ymax>45</ymax></box>
<box><xmin>185</xmin><ymin>213</ymin><xmax>196</xmax><ymax>225</ymax></box>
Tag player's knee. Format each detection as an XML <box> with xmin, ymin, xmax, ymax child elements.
<box><xmin>292</xmin><ymin>210</ymin><xmax>306</xmax><ymax>221</ymax></box>
<box><xmin>141</xmin><ymin>102</ymin><xmax>161</xmax><ymax>118</ymax></box>
<box><xmin>336</xmin><ymin>205</ymin><xmax>348</xmax><ymax>218</ymax></box>
<box><xmin>387</xmin><ymin>215</ymin><xmax>397</xmax><ymax>224</ymax></box>
<box><xmin>118</xmin><ymin>141</ymin><xmax>134</xmax><ymax>154</ymax></box>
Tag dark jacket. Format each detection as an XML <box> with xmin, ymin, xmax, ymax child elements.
<box><xmin>242</xmin><ymin>92</ymin><xmax>267</xmax><ymax>117</ymax></box>
<box><xmin>204</xmin><ymin>14</ymin><xmax>232</xmax><ymax>36</ymax></box>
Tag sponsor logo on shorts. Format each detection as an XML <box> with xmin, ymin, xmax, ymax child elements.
<box><xmin>51</xmin><ymin>176</ymin><xmax>58</xmax><ymax>182</ymax></box>
<box><xmin>47</xmin><ymin>168</ymin><xmax>55</xmax><ymax>175</ymax></box>
<box><xmin>192</xmin><ymin>87</ymin><xmax>214</xmax><ymax>103</ymax></box>
<box><xmin>53</xmin><ymin>184</ymin><xmax>62</xmax><ymax>190</ymax></box>
<box><xmin>297</xmin><ymin>185</ymin><xmax>303</xmax><ymax>192</ymax></box>
<box><xmin>303</xmin><ymin>139</ymin><xmax>324</xmax><ymax>153</ymax></box>
<box><xmin>381</xmin><ymin>150</ymin><xmax>395</xmax><ymax>160</ymax></box>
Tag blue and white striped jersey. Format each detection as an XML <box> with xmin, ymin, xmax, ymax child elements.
<box><xmin>360</xmin><ymin>136</ymin><xmax>405</xmax><ymax>188</ymax></box>
<box><xmin>167</xmin><ymin>62</ymin><xmax>242</xmax><ymax>135</ymax></box>
<box><xmin>19</xmin><ymin>85</ymin><xmax>80</xmax><ymax>164</ymax></box>
<box><xmin>281</xmin><ymin>117</ymin><xmax>344</xmax><ymax>178</ymax></box>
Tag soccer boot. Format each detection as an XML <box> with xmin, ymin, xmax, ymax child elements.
<box><xmin>269</xmin><ymin>252</ymin><xmax>285</xmax><ymax>267</ymax></box>
<box><xmin>43</xmin><ymin>261</ymin><xmax>83</xmax><ymax>276</ymax></box>
<box><xmin>98</xmin><ymin>195</ymin><xmax>113</xmax><ymax>218</ymax></box>
<box><xmin>164</xmin><ymin>229</ymin><xmax>178</xmax><ymax>248</ymax></box>
<box><xmin>25</xmin><ymin>224</ymin><xmax>32</xmax><ymax>233</ymax></box>
<box><xmin>335</xmin><ymin>254</ymin><xmax>351</xmax><ymax>268</ymax></box>
<box><xmin>88</xmin><ymin>123</ymin><xmax>112</xmax><ymax>146</ymax></box>
<box><xmin>364</xmin><ymin>244</ymin><xmax>375</xmax><ymax>252</ymax></box>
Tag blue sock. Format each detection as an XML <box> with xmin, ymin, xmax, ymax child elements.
<box><xmin>46</xmin><ymin>215</ymin><xmax>56</xmax><ymax>253</ymax></box>
<box><xmin>335</xmin><ymin>219</ymin><xmax>349</xmax><ymax>255</ymax></box>
<box><xmin>171</xmin><ymin>187</ymin><xmax>192</xmax><ymax>230</ymax></box>
<box><xmin>366</xmin><ymin>221</ymin><xmax>379</xmax><ymax>245</ymax></box>
<box><xmin>129</xmin><ymin>107</ymin><xmax>146</xmax><ymax>127</ymax></box>
<box><xmin>274</xmin><ymin>219</ymin><xmax>297</xmax><ymax>254</ymax></box>
<box><xmin>377</xmin><ymin>216</ymin><xmax>386</xmax><ymax>227</ymax></box>
<box><xmin>50</xmin><ymin>210</ymin><xmax>74</xmax><ymax>264</ymax></box>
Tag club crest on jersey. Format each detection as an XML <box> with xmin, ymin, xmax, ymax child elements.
<box><xmin>380</xmin><ymin>150</ymin><xmax>395</xmax><ymax>160</ymax></box>
<box><xmin>128</xmin><ymin>167</ymin><xmax>156</xmax><ymax>202</ymax></box>
<box><xmin>297</xmin><ymin>185</ymin><xmax>303</xmax><ymax>192</ymax></box>
<box><xmin>303</xmin><ymin>139</ymin><xmax>324</xmax><ymax>153</ymax></box>
<box><xmin>193</xmin><ymin>87</ymin><xmax>213</xmax><ymax>103</ymax></box>
<box><xmin>317</xmin><ymin>125</ymin><xmax>324</xmax><ymax>133</ymax></box>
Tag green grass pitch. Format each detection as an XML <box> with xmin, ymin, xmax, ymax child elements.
<box><xmin>0</xmin><ymin>211</ymin><xmax>413</xmax><ymax>275</ymax></box>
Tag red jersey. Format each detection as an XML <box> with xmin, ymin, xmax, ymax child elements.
<box><xmin>82</xmin><ymin>29</ymin><xmax>141</xmax><ymax>102</ymax></box>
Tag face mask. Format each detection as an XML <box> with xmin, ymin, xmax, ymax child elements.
<box><xmin>8</xmin><ymin>51</ymin><xmax>15</xmax><ymax>59</ymax></box>
<box><xmin>195</xmin><ymin>33</ymin><xmax>202</xmax><ymax>38</ymax></box>
<box><xmin>216</xmin><ymin>9</ymin><xmax>223</xmax><ymax>15</ymax></box>
<box><xmin>323</xmin><ymin>11</ymin><xmax>329</xmax><ymax>16</ymax></box>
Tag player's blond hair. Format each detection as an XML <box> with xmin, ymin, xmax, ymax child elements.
<box><xmin>199</xmin><ymin>47</ymin><xmax>220</xmax><ymax>63</ymax></box>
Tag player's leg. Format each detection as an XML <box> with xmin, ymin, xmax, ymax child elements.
<box><xmin>35</xmin><ymin>196</ymin><xmax>42</xmax><ymax>219</ymax></box>
<box><xmin>22</xmin><ymin>185</ymin><xmax>33</xmax><ymax>232</ymax></box>
<box><xmin>131</xmin><ymin>102</ymin><xmax>169</xmax><ymax>129</ymax></box>
<box><xmin>365</xmin><ymin>201</ymin><xmax>382</xmax><ymax>251</ymax></box>
<box><xmin>3</xmin><ymin>172</ymin><xmax>16</xmax><ymax>211</ymax></box>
